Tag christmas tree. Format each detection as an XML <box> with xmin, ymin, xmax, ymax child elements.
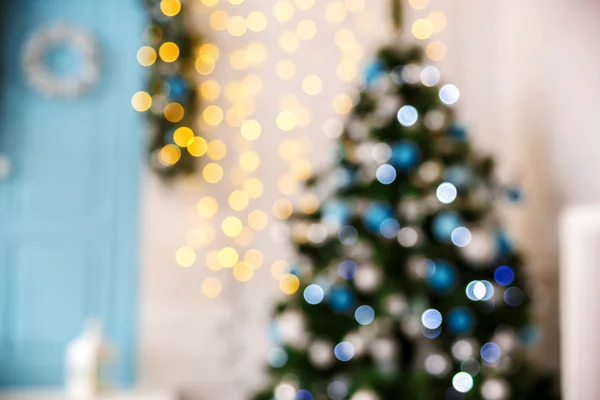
<box><xmin>252</xmin><ymin>5</ymin><xmax>558</xmax><ymax>400</ymax></box>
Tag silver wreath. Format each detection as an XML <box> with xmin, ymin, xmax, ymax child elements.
<box><xmin>22</xmin><ymin>23</ymin><xmax>101</xmax><ymax>98</ymax></box>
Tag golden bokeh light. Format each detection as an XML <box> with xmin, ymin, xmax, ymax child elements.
<box><xmin>279</xmin><ymin>273</ymin><xmax>300</xmax><ymax>294</ymax></box>
<box><xmin>239</xmin><ymin>151</ymin><xmax>260</xmax><ymax>172</ymax></box>
<box><xmin>137</xmin><ymin>46</ymin><xmax>157</xmax><ymax>67</ymax></box>
<box><xmin>201</xmin><ymin>0</ymin><xmax>219</xmax><ymax>6</ymax></box>
<box><xmin>131</xmin><ymin>91</ymin><xmax>152</xmax><ymax>112</ymax></box>
<box><xmin>428</xmin><ymin>11</ymin><xmax>447</xmax><ymax>33</ymax></box>
<box><xmin>173</xmin><ymin>127</ymin><xmax>194</xmax><ymax>147</ymax></box>
<box><xmin>271</xmin><ymin>260</ymin><xmax>290</xmax><ymax>280</ymax></box>
<box><xmin>227</xmin><ymin>15</ymin><xmax>248</xmax><ymax>36</ymax></box>
<box><xmin>200</xmin><ymin>80</ymin><xmax>221</xmax><ymax>101</ymax></box>
<box><xmin>412</xmin><ymin>19</ymin><xmax>433</xmax><ymax>40</ymax></box>
<box><xmin>159</xmin><ymin>144</ymin><xmax>181</xmax><ymax>166</ymax></box>
<box><xmin>230</xmin><ymin>0</ymin><xmax>244</xmax><ymax>4</ymax></box>
<box><xmin>164</xmin><ymin>102</ymin><xmax>185</xmax><ymax>122</ymax></box>
<box><xmin>206</xmin><ymin>251</ymin><xmax>222</xmax><ymax>271</ymax></box>
<box><xmin>207</xmin><ymin>140</ymin><xmax>227</xmax><ymax>160</ymax></box>
<box><xmin>222</xmin><ymin>216</ymin><xmax>243</xmax><ymax>237</ymax></box>
<box><xmin>175</xmin><ymin>246</ymin><xmax>196</xmax><ymax>267</ymax></box>
<box><xmin>230</xmin><ymin>49</ymin><xmax>249</xmax><ymax>70</ymax></box>
<box><xmin>203</xmin><ymin>163</ymin><xmax>224</xmax><ymax>183</ymax></box>
<box><xmin>202</xmin><ymin>277</ymin><xmax>222</xmax><ymax>298</ymax></box>
<box><xmin>159</xmin><ymin>42</ymin><xmax>180</xmax><ymax>62</ymax></box>
<box><xmin>203</xmin><ymin>105</ymin><xmax>224</xmax><ymax>126</ymax></box>
<box><xmin>233</xmin><ymin>261</ymin><xmax>254</xmax><ymax>282</ymax></box>
<box><xmin>247</xmin><ymin>11</ymin><xmax>268</xmax><ymax>32</ymax></box>
<box><xmin>337</xmin><ymin>61</ymin><xmax>357</xmax><ymax>82</ymax></box>
<box><xmin>299</xmin><ymin>193</ymin><xmax>320</xmax><ymax>214</ymax></box>
<box><xmin>229</xmin><ymin>190</ymin><xmax>250</xmax><ymax>211</ymax></box>
<box><xmin>273</xmin><ymin>199</ymin><xmax>293</xmax><ymax>219</ymax></box>
<box><xmin>197</xmin><ymin>196</ymin><xmax>218</xmax><ymax>218</ymax></box>
<box><xmin>248</xmin><ymin>209</ymin><xmax>268</xmax><ymax>230</ymax></box>
<box><xmin>335</xmin><ymin>29</ymin><xmax>356</xmax><ymax>51</ymax></box>
<box><xmin>276</xmin><ymin>60</ymin><xmax>297</xmax><ymax>80</ymax></box>
<box><xmin>243</xmin><ymin>178</ymin><xmax>264</xmax><ymax>199</ymax></box>
<box><xmin>294</xmin><ymin>0</ymin><xmax>314</xmax><ymax>10</ymax></box>
<box><xmin>226</xmin><ymin>107</ymin><xmax>246</xmax><ymax>127</ymax></box>
<box><xmin>186</xmin><ymin>226</ymin><xmax>216</xmax><ymax>248</ymax></box>
<box><xmin>241</xmin><ymin>119</ymin><xmax>262</xmax><ymax>141</ymax></box>
<box><xmin>273</xmin><ymin>0</ymin><xmax>295</xmax><ymax>22</ymax></box>
<box><xmin>198</xmin><ymin>43</ymin><xmax>220</xmax><ymax>61</ymax></box>
<box><xmin>195</xmin><ymin>55</ymin><xmax>216</xmax><ymax>75</ymax></box>
<box><xmin>296</xmin><ymin>19</ymin><xmax>317</xmax><ymax>41</ymax></box>
<box><xmin>188</xmin><ymin>136</ymin><xmax>208</xmax><ymax>157</ymax></box>
<box><xmin>245</xmin><ymin>42</ymin><xmax>268</xmax><ymax>66</ymax></box>
<box><xmin>409</xmin><ymin>0</ymin><xmax>430</xmax><ymax>9</ymax></box>
<box><xmin>278</xmin><ymin>174</ymin><xmax>299</xmax><ymax>195</ymax></box>
<box><xmin>278</xmin><ymin>94</ymin><xmax>300</xmax><ymax>110</ymax></box>
<box><xmin>301</xmin><ymin>75</ymin><xmax>323</xmax><ymax>96</ymax></box>
<box><xmin>276</xmin><ymin>110</ymin><xmax>298</xmax><ymax>131</ymax></box>
<box><xmin>278</xmin><ymin>31</ymin><xmax>301</xmax><ymax>53</ymax></box>
<box><xmin>234</xmin><ymin>226</ymin><xmax>254</xmax><ymax>247</ymax></box>
<box><xmin>160</xmin><ymin>0</ymin><xmax>181</xmax><ymax>16</ymax></box>
<box><xmin>244</xmin><ymin>249</ymin><xmax>264</xmax><ymax>269</ymax></box>
<box><xmin>344</xmin><ymin>0</ymin><xmax>365</xmax><ymax>13</ymax></box>
<box><xmin>426</xmin><ymin>40</ymin><xmax>447</xmax><ymax>61</ymax></box>
<box><xmin>325</xmin><ymin>1</ymin><xmax>347</xmax><ymax>23</ymax></box>
<box><xmin>332</xmin><ymin>93</ymin><xmax>353</xmax><ymax>114</ymax></box>
<box><xmin>290</xmin><ymin>158</ymin><xmax>312</xmax><ymax>180</ymax></box>
<box><xmin>278</xmin><ymin>139</ymin><xmax>300</xmax><ymax>161</ymax></box>
<box><xmin>209</xmin><ymin>10</ymin><xmax>229</xmax><ymax>31</ymax></box>
<box><xmin>218</xmin><ymin>247</ymin><xmax>239</xmax><ymax>268</ymax></box>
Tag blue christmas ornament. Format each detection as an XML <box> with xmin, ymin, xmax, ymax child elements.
<box><xmin>328</xmin><ymin>286</ymin><xmax>354</xmax><ymax>313</ymax></box>
<box><xmin>444</xmin><ymin>165</ymin><xmax>472</xmax><ymax>189</ymax></box>
<box><xmin>494</xmin><ymin>266</ymin><xmax>515</xmax><ymax>286</ymax></box>
<box><xmin>165</xmin><ymin>75</ymin><xmax>188</xmax><ymax>101</ymax></box>
<box><xmin>432</xmin><ymin>211</ymin><xmax>463</xmax><ymax>242</ymax></box>
<box><xmin>322</xmin><ymin>199</ymin><xmax>352</xmax><ymax>225</ymax></box>
<box><xmin>363</xmin><ymin>202</ymin><xmax>393</xmax><ymax>232</ymax></box>
<box><xmin>295</xmin><ymin>390</ymin><xmax>313</xmax><ymax>400</ymax></box>
<box><xmin>428</xmin><ymin>261</ymin><xmax>457</xmax><ymax>293</ymax></box>
<box><xmin>364</xmin><ymin>59</ymin><xmax>386</xmax><ymax>88</ymax></box>
<box><xmin>338</xmin><ymin>260</ymin><xmax>358</xmax><ymax>280</ymax></box>
<box><xmin>447</xmin><ymin>123</ymin><xmax>467</xmax><ymax>140</ymax></box>
<box><xmin>446</xmin><ymin>307</ymin><xmax>474</xmax><ymax>334</ymax></box>
<box><xmin>390</xmin><ymin>140</ymin><xmax>420</xmax><ymax>170</ymax></box>
<box><xmin>506</xmin><ymin>187</ymin><xmax>523</xmax><ymax>202</ymax></box>
<box><xmin>496</xmin><ymin>231</ymin><xmax>513</xmax><ymax>257</ymax></box>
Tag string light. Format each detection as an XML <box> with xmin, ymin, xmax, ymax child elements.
<box><xmin>175</xmin><ymin>246</ymin><xmax>196</xmax><ymax>267</ymax></box>
<box><xmin>248</xmin><ymin>210</ymin><xmax>269</xmax><ymax>230</ymax></box>
<box><xmin>218</xmin><ymin>247</ymin><xmax>239</xmax><ymax>268</ymax></box>
<box><xmin>302</xmin><ymin>75</ymin><xmax>323</xmax><ymax>96</ymax></box>
<box><xmin>279</xmin><ymin>31</ymin><xmax>301</xmax><ymax>53</ymax></box>
<box><xmin>131</xmin><ymin>91</ymin><xmax>152</xmax><ymax>111</ymax></box>
<box><xmin>137</xmin><ymin>46</ymin><xmax>157</xmax><ymax>66</ymax></box>
<box><xmin>428</xmin><ymin>11</ymin><xmax>447</xmax><ymax>33</ymax></box>
<box><xmin>233</xmin><ymin>262</ymin><xmax>254</xmax><ymax>281</ymax></box>
<box><xmin>241</xmin><ymin>119</ymin><xmax>262</xmax><ymax>140</ymax></box>
<box><xmin>207</xmin><ymin>140</ymin><xmax>227</xmax><ymax>160</ymax></box>
<box><xmin>159</xmin><ymin>42</ymin><xmax>179</xmax><ymax>62</ymax></box>
<box><xmin>188</xmin><ymin>137</ymin><xmax>208</xmax><ymax>157</ymax></box>
<box><xmin>159</xmin><ymin>145</ymin><xmax>181</xmax><ymax>166</ymax></box>
<box><xmin>197</xmin><ymin>197</ymin><xmax>218</xmax><ymax>218</ymax></box>
<box><xmin>229</xmin><ymin>190</ymin><xmax>250</xmax><ymax>211</ymax></box>
<box><xmin>203</xmin><ymin>163</ymin><xmax>224</xmax><ymax>183</ymax></box>
<box><xmin>202</xmin><ymin>277</ymin><xmax>222</xmax><ymax>298</ymax></box>
<box><xmin>325</xmin><ymin>1</ymin><xmax>347</xmax><ymax>23</ymax></box>
<box><xmin>243</xmin><ymin>178</ymin><xmax>264</xmax><ymax>199</ymax></box>
<box><xmin>273</xmin><ymin>0</ymin><xmax>295</xmax><ymax>22</ymax></box>
<box><xmin>227</xmin><ymin>16</ymin><xmax>248</xmax><ymax>36</ymax></box>
<box><xmin>247</xmin><ymin>11</ymin><xmax>268</xmax><ymax>32</ymax></box>
<box><xmin>209</xmin><ymin>10</ymin><xmax>229</xmax><ymax>31</ymax></box>
<box><xmin>160</xmin><ymin>0</ymin><xmax>181</xmax><ymax>16</ymax></box>
<box><xmin>296</xmin><ymin>19</ymin><xmax>317</xmax><ymax>41</ymax></box>
<box><xmin>412</xmin><ymin>19</ymin><xmax>433</xmax><ymax>40</ymax></box>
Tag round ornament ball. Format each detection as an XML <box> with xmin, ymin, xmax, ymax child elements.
<box><xmin>363</xmin><ymin>202</ymin><xmax>393</xmax><ymax>232</ymax></box>
<box><xmin>353</xmin><ymin>264</ymin><xmax>383</xmax><ymax>293</ymax></box>
<box><xmin>432</xmin><ymin>211</ymin><xmax>463</xmax><ymax>242</ymax></box>
<box><xmin>328</xmin><ymin>285</ymin><xmax>355</xmax><ymax>313</ymax></box>
<box><xmin>390</xmin><ymin>140</ymin><xmax>421</xmax><ymax>170</ymax></box>
<box><xmin>351</xmin><ymin>390</ymin><xmax>380</xmax><ymax>400</ymax></box>
<box><xmin>308</xmin><ymin>339</ymin><xmax>334</xmax><ymax>368</ymax></box>
<box><xmin>446</xmin><ymin>307</ymin><xmax>474</xmax><ymax>334</ymax></box>
<box><xmin>363</xmin><ymin>59</ymin><xmax>386</xmax><ymax>88</ymax></box>
<box><xmin>428</xmin><ymin>261</ymin><xmax>457</xmax><ymax>293</ymax></box>
<box><xmin>459</xmin><ymin>228</ymin><xmax>497</xmax><ymax>264</ymax></box>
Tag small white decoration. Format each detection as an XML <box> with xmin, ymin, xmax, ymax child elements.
<box><xmin>22</xmin><ymin>23</ymin><xmax>101</xmax><ymax>98</ymax></box>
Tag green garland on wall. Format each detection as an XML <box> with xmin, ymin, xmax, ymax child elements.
<box><xmin>143</xmin><ymin>0</ymin><xmax>202</xmax><ymax>178</ymax></box>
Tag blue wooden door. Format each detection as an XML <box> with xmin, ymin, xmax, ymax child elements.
<box><xmin>0</xmin><ymin>0</ymin><xmax>145</xmax><ymax>388</ymax></box>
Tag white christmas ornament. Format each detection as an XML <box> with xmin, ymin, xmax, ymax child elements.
<box><xmin>353</xmin><ymin>264</ymin><xmax>382</xmax><ymax>293</ymax></box>
<box><xmin>351</xmin><ymin>389</ymin><xmax>380</xmax><ymax>400</ymax></box>
<box><xmin>23</xmin><ymin>24</ymin><xmax>100</xmax><ymax>98</ymax></box>
<box><xmin>308</xmin><ymin>339</ymin><xmax>334</xmax><ymax>368</ymax></box>
<box><xmin>460</xmin><ymin>228</ymin><xmax>497</xmax><ymax>264</ymax></box>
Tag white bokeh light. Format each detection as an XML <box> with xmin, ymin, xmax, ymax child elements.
<box><xmin>452</xmin><ymin>372</ymin><xmax>474</xmax><ymax>393</ymax></box>
<box><xmin>397</xmin><ymin>105</ymin><xmax>419</xmax><ymax>126</ymax></box>
<box><xmin>436</xmin><ymin>182</ymin><xmax>457</xmax><ymax>204</ymax></box>
<box><xmin>439</xmin><ymin>84</ymin><xmax>460</xmax><ymax>105</ymax></box>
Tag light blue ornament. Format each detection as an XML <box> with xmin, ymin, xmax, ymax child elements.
<box><xmin>165</xmin><ymin>75</ymin><xmax>188</xmax><ymax>101</ymax></box>
<box><xmin>432</xmin><ymin>211</ymin><xmax>463</xmax><ymax>242</ymax></box>
<box><xmin>364</xmin><ymin>59</ymin><xmax>386</xmax><ymax>88</ymax></box>
<box><xmin>328</xmin><ymin>286</ymin><xmax>354</xmax><ymax>313</ymax></box>
<box><xmin>363</xmin><ymin>202</ymin><xmax>393</xmax><ymax>232</ymax></box>
<box><xmin>322</xmin><ymin>199</ymin><xmax>352</xmax><ymax>225</ymax></box>
<box><xmin>446</xmin><ymin>307</ymin><xmax>474</xmax><ymax>334</ymax></box>
<box><xmin>428</xmin><ymin>261</ymin><xmax>457</xmax><ymax>293</ymax></box>
<box><xmin>444</xmin><ymin>165</ymin><xmax>472</xmax><ymax>189</ymax></box>
<box><xmin>390</xmin><ymin>140</ymin><xmax>420</xmax><ymax>170</ymax></box>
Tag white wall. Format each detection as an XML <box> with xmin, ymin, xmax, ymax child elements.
<box><xmin>136</xmin><ymin>0</ymin><xmax>600</xmax><ymax>398</ymax></box>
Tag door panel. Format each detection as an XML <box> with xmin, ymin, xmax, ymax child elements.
<box><xmin>0</xmin><ymin>0</ymin><xmax>145</xmax><ymax>388</ymax></box>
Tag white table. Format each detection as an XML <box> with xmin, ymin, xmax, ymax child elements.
<box><xmin>0</xmin><ymin>390</ymin><xmax>176</xmax><ymax>400</ymax></box>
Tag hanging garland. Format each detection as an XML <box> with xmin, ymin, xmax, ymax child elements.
<box><xmin>143</xmin><ymin>0</ymin><xmax>202</xmax><ymax>178</ymax></box>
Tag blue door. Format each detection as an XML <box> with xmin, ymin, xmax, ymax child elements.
<box><xmin>0</xmin><ymin>0</ymin><xmax>145</xmax><ymax>388</ymax></box>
